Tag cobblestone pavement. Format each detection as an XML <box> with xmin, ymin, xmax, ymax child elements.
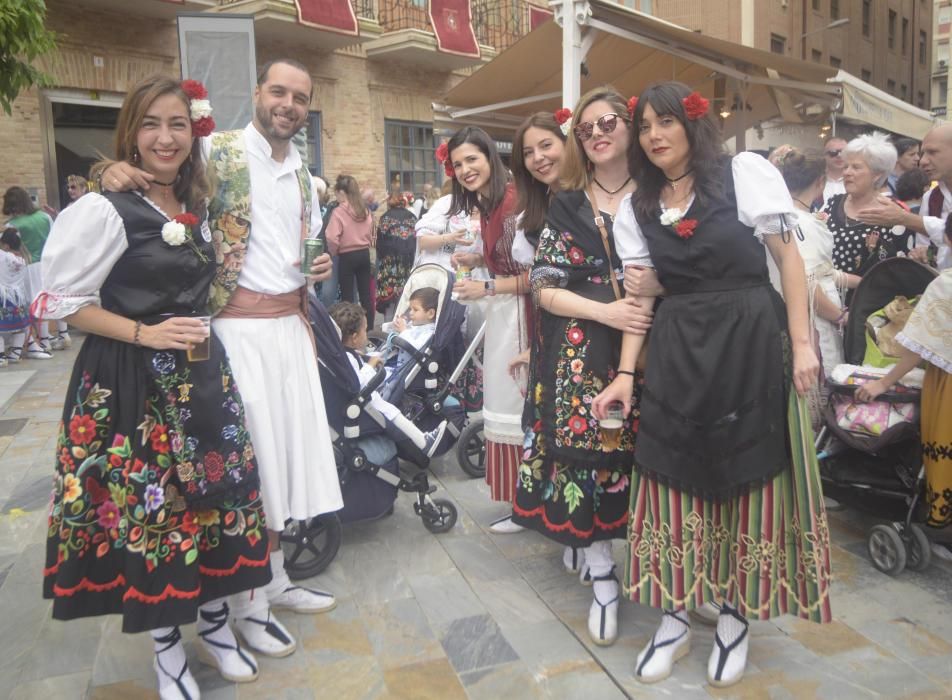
<box><xmin>1</xmin><ymin>335</ymin><xmax>951</xmax><ymax>699</ymax></box>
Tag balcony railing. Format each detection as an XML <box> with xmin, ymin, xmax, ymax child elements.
<box><xmin>378</xmin><ymin>0</ymin><xmax>431</xmax><ymax>32</ymax></box>
<box><xmin>353</xmin><ymin>0</ymin><xmax>377</xmax><ymax>21</ymax></box>
<box><xmin>471</xmin><ymin>0</ymin><xmax>527</xmax><ymax>52</ymax></box>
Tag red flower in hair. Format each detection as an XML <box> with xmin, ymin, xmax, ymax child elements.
<box><xmin>554</xmin><ymin>108</ymin><xmax>572</xmax><ymax>125</ymax></box>
<box><xmin>435</xmin><ymin>142</ymin><xmax>454</xmax><ymax>178</ymax></box>
<box><xmin>682</xmin><ymin>92</ymin><xmax>709</xmax><ymax>120</ymax></box>
<box><xmin>191</xmin><ymin>116</ymin><xmax>215</xmax><ymax>138</ymax></box>
<box><xmin>627</xmin><ymin>96</ymin><xmax>638</xmax><ymax>119</ymax></box>
<box><xmin>674</xmin><ymin>219</ymin><xmax>698</xmax><ymax>239</ymax></box>
<box><xmin>181</xmin><ymin>80</ymin><xmax>208</xmax><ymax>100</ymax></box>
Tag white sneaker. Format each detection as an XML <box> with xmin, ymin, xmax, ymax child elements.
<box><xmin>587</xmin><ymin>568</ymin><xmax>619</xmax><ymax>646</ymax></box>
<box><xmin>488</xmin><ymin>515</ymin><xmax>525</xmax><ymax>534</ymax></box>
<box><xmin>0</xmin><ymin>357</ymin><xmax>7</xmax><ymax>369</ymax></box>
<box><xmin>270</xmin><ymin>584</ymin><xmax>337</xmax><ymax>614</ymax></box>
<box><xmin>26</xmin><ymin>343</ymin><xmax>52</xmax><ymax>360</ymax></box>
<box><xmin>234</xmin><ymin>609</ymin><xmax>297</xmax><ymax>658</ymax></box>
<box><xmin>4</xmin><ymin>347</ymin><xmax>21</xmax><ymax>363</ymax></box>
<box><xmin>635</xmin><ymin>612</ymin><xmax>692</xmax><ymax>684</ymax></box>
<box><xmin>563</xmin><ymin>546</ymin><xmax>584</xmax><ymax>573</ymax></box>
<box><xmin>706</xmin><ymin>608</ymin><xmax>749</xmax><ymax>688</ymax></box>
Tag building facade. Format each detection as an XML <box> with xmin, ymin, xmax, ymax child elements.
<box><xmin>932</xmin><ymin>0</ymin><xmax>951</xmax><ymax>116</ymax></box>
<box><xmin>651</xmin><ymin>0</ymin><xmax>933</xmax><ymax>109</ymax></box>
<box><xmin>1</xmin><ymin>0</ymin><xmax>550</xmax><ymax>209</ymax></box>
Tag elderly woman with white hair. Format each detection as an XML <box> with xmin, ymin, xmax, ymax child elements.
<box><xmin>822</xmin><ymin>132</ymin><xmax>907</xmax><ymax>276</ymax></box>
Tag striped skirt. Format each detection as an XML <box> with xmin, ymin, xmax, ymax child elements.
<box><xmin>486</xmin><ymin>440</ymin><xmax>520</xmax><ymax>503</ymax></box>
<box><xmin>625</xmin><ymin>392</ymin><xmax>832</xmax><ymax>623</ymax></box>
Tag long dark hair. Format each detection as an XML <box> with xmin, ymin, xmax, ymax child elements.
<box><xmin>446</xmin><ymin>127</ymin><xmax>509</xmax><ymax>217</ymax></box>
<box><xmin>512</xmin><ymin>112</ymin><xmax>566</xmax><ymax>233</ymax></box>
<box><xmin>0</xmin><ymin>227</ymin><xmax>29</xmax><ymax>262</ymax></box>
<box><xmin>93</xmin><ymin>74</ymin><xmax>209</xmax><ymax>211</ymax></box>
<box><xmin>629</xmin><ymin>81</ymin><xmax>725</xmax><ymax>220</ymax></box>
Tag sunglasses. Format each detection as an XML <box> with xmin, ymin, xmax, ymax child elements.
<box><xmin>574</xmin><ymin>113</ymin><xmax>624</xmax><ymax>142</ymax></box>
<box><xmin>825</xmin><ymin>149</ymin><xmax>842</xmax><ymax>157</ymax></box>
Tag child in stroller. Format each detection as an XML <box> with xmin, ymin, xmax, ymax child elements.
<box><xmin>329</xmin><ymin>300</ymin><xmax>447</xmax><ymax>457</ymax></box>
<box><xmin>379</xmin><ymin>286</ymin><xmax>439</xmax><ymax>389</ymax></box>
<box><xmin>815</xmin><ymin>255</ymin><xmax>942</xmax><ymax>576</ymax></box>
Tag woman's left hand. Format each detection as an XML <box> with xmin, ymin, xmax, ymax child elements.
<box><xmin>507</xmin><ymin>349</ymin><xmax>530</xmax><ymax>381</ymax></box>
<box><xmin>451</xmin><ymin>252</ymin><xmax>482</xmax><ymax>270</ymax></box>
<box><xmin>623</xmin><ymin>266</ymin><xmax>663</xmax><ymax>297</ymax></box>
<box><xmin>453</xmin><ymin>279</ymin><xmax>486</xmax><ymax>301</ymax></box>
<box><xmin>792</xmin><ymin>343</ymin><xmax>820</xmax><ymax>396</ymax></box>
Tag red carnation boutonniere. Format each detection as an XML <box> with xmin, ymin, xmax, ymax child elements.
<box><xmin>659</xmin><ymin>208</ymin><xmax>698</xmax><ymax>240</ymax></box>
<box><xmin>161</xmin><ymin>212</ymin><xmax>208</xmax><ymax>263</ymax></box>
<box><xmin>435</xmin><ymin>142</ymin><xmax>454</xmax><ymax>178</ymax></box>
<box><xmin>627</xmin><ymin>96</ymin><xmax>638</xmax><ymax>119</ymax></box>
<box><xmin>682</xmin><ymin>92</ymin><xmax>709</xmax><ymax>120</ymax></box>
<box><xmin>554</xmin><ymin>107</ymin><xmax>573</xmax><ymax>135</ymax></box>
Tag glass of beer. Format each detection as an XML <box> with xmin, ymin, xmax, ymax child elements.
<box><xmin>187</xmin><ymin>316</ymin><xmax>211</xmax><ymax>362</ymax></box>
<box><xmin>599</xmin><ymin>402</ymin><xmax>625</xmax><ymax>452</ymax></box>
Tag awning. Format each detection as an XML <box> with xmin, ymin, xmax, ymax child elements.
<box><xmin>832</xmin><ymin>70</ymin><xmax>937</xmax><ymax>138</ymax></box>
<box><xmin>441</xmin><ymin>1</ymin><xmax>937</xmax><ymax>141</ymax></box>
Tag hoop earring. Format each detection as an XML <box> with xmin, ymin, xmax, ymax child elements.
<box><xmin>132</xmin><ymin>146</ymin><xmax>140</xmax><ymax>164</ymax></box>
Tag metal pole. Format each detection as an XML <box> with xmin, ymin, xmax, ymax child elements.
<box><xmin>554</xmin><ymin>0</ymin><xmax>590</xmax><ymax>109</ymax></box>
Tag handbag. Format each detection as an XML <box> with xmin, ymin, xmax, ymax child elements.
<box><xmin>585</xmin><ymin>184</ymin><xmax>648</xmax><ymax>370</ymax></box>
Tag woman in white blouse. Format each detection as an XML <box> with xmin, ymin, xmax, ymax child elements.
<box><xmin>594</xmin><ymin>81</ymin><xmax>831</xmax><ymax>688</ymax></box>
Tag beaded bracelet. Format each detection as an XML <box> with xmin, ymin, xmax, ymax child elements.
<box><xmin>133</xmin><ymin>320</ymin><xmax>142</xmax><ymax>346</ymax></box>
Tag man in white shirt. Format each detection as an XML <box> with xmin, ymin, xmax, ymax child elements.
<box><xmin>856</xmin><ymin>124</ymin><xmax>952</xmax><ymax>270</ymax></box>
<box><xmin>821</xmin><ymin>137</ymin><xmax>847</xmax><ymax>205</ymax></box>
<box><xmin>103</xmin><ymin>60</ymin><xmax>343</xmax><ymax>661</ymax></box>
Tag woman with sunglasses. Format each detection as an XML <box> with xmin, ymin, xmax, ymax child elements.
<box><xmin>511</xmin><ymin>87</ymin><xmax>654</xmax><ymax>647</ymax></box>
<box><xmin>448</xmin><ymin>127</ymin><xmax>531</xmax><ymax>533</ymax></box>
<box><xmin>594</xmin><ymin>81</ymin><xmax>831</xmax><ymax>687</ymax></box>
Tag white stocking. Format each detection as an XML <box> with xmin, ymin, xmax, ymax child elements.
<box><xmin>716</xmin><ymin>604</ymin><xmax>748</xmax><ymax>645</ymax></box>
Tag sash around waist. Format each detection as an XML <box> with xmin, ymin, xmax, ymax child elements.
<box><xmin>663</xmin><ymin>276</ymin><xmax>768</xmax><ymax>296</ymax></box>
<box><xmin>217</xmin><ymin>285</ymin><xmax>306</xmax><ymax>319</ymax></box>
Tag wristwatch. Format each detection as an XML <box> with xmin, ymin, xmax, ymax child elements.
<box><xmin>484</xmin><ymin>279</ymin><xmax>496</xmax><ymax>296</ymax></box>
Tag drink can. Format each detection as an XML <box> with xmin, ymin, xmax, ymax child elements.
<box><xmin>456</xmin><ymin>265</ymin><xmax>472</xmax><ymax>282</ymax></box>
<box><xmin>301</xmin><ymin>237</ymin><xmax>325</xmax><ymax>273</ymax></box>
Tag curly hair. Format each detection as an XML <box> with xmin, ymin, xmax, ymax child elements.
<box><xmin>328</xmin><ymin>301</ymin><xmax>366</xmax><ymax>343</ymax></box>
<box><xmin>628</xmin><ymin>81</ymin><xmax>726</xmax><ymax>221</ymax></box>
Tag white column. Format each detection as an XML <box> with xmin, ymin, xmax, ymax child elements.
<box><xmin>554</xmin><ymin>0</ymin><xmax>591</xmax><ymax>109</ymax></box>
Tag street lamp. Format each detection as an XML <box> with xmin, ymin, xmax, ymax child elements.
<box><xmin>800</xmin><ymin>18</ymin><xmax>850</xmax><ymax>59</ymax></box>
<box><xmin>800</xmin><ymin>18</ymin><xmax>850</xmax><ymax>42</ymax></box>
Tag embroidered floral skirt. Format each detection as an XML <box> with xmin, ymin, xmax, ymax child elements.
<box><xmin>43</xmin><ymin>334</ymin><xmax>271</xmax><ymax>633</ymax></box>
<box><xmin>923</xmin><ymin>364</ymin><xmax>952</xmax><ymax>528</ymax></box>
<box><xmin>0</xmin><ymin>298</ymin><xmax>29</xmax><ymax>333</ymax></box>
<box><xmin>451</xmin><ymin>344</ymin><xmax>483</xmax><ymax>412</ymax></box>
<box><xmin>625</xmin><ymin>392</ymin><xmax>833</xmax><ymax>623</ymax></box>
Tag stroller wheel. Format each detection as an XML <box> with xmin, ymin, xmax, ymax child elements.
<box><xmin>457</xmin><ymin>419</ymin><xmax>486</xmax><ymax>479</ymax></box>
<box><xmin>867</xmin><ymin>523</ymin><xmax>907</xmax><ymax>576</ymax></box>
<box><xmin>280</xmin><ymin>513</ymin><xmax>343</xmax><ymax>581</ymax></box>
<box><xmin>905</xmin><ymin>523</ymin><xmax>932</xmax><ymax>572</ymax></box>
<box><xmin>421</xmin><ymin>498</ymin><xmax>458</xmax><ymax>534</ymax></box>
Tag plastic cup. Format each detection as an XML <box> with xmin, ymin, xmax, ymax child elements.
<box><xmin>187</xmin><ymin>316</ymin><xmax>211</xmax><ymax>362</ymax></box>
<box><xmin>599</xmin><ymin>402</ymin><xmax>625</xmax><ymax>452</ymax></box>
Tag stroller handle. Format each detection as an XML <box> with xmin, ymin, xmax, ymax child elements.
<box><xmin>356</xmin><ymin>362</ymin><xmax>388</xmax><ymax>402</ymax></box>
<box><xmin>826</xmin><ymin>381</ymin><xmax>921</xmax><ymax>405</ymax></box>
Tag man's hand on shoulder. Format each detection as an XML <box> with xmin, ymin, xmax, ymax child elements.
<box><xmin>100</xmin><ymin>161</ymin><xmax>155</xmax><ymax>192</ymax></box>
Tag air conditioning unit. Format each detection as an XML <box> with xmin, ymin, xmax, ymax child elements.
<box><xmin>941</xmin><ymin>59</ymin><xmax>948</xmax><ymax>68</ymax></box>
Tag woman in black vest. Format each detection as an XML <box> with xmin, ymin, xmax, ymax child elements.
<box><xmin>34</xmin><ymin>75</ymin><xmax>270</xmax><ymax>699</ymax></box>
<box><xmin>594</xmin><ymin>81</ymin><xmax>832</xmax><ymax>688</ymax></box>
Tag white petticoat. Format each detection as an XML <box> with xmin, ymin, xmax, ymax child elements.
<box><xmin>212</xmin><ymin>314</ymin><xmax>343</xmax><ymax>529</ymax></box>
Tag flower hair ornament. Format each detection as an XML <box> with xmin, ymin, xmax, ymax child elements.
<box><xmin>554</xmin><ymin>108</ymin><xmax>573</xmax><ymax>136</ymax></box>
<box><xmin>627</xmin><ymin>96</ymin><xmax>638</xmax><ymax>120</ymax></box>
<box><xmin>681</xmin><ymin>92</ymin><xmax>709</xmax><ymax>120</ymax></box>
<box><xmin>181</xmin><ymin>79</ymin><xmax>215</xmax><ymax>137</ymax></box>
<box><xmin>435</xmin><ymin>142</ymin><xmax>454</xmax><ymax>178</ymax></box>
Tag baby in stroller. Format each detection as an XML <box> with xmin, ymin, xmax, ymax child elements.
<box><xmin>379</xmin><ymin>286</ymin><xmax>439</xmax><ymax>383</ymax></box>
<box><xmin>329</xmin><ymin>301</ymin><xmax>447</xmax><ymax>457</ymax></box>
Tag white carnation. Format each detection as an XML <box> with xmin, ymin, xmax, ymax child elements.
<box><xmin>161</xmin><ymin>221</ymin><xmax>187</xmax><ymax>246</ymax></box>
<box><xmin>189</xmin><ymin>99</ymin><xmax>213</xmax><ymax>120</ymax></box>
<box><xmin>659</xmin><ymin>208</ymin><xmax>682</xmax><ymax>226</ymax></box>
<box><xmin>560</xmin><ymin>122</ymin><xmax>570</xmax><ymax>136</ymax></box>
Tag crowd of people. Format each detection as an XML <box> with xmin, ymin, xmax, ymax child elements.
<box><xmin>6</xmin><ymin>55</ymin><xmax>950</xmax><ymax>699</ymax></box>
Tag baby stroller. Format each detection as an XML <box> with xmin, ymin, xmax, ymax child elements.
<box><xmin>815</xmin><ymin>257</ymin><xmax>938</xmax><ymax>576</ymax></box>
<box><xmin>279</xmin><ymin>293</ymin><xmax>459</xmax><ymax>580</ymax></box>
<box><xmin>368</xmin><ymin>263</ymin><xmax>487</xmax><ymax>478</ymax></box>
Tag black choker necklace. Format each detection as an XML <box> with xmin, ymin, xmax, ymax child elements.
<box><xmin>152</xmin><ymin>178</ymin><xmax>177</xmax><ymax>187</ymax></box>
<box><xmin>793</xmin><ymin>197</ymin><xmax>812</xmax><ymax>210</ymax></box>
<box><xmin>593</xmin><ymin>176</ymin><xmax>632</xmax><ymax>196</ymax></box>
